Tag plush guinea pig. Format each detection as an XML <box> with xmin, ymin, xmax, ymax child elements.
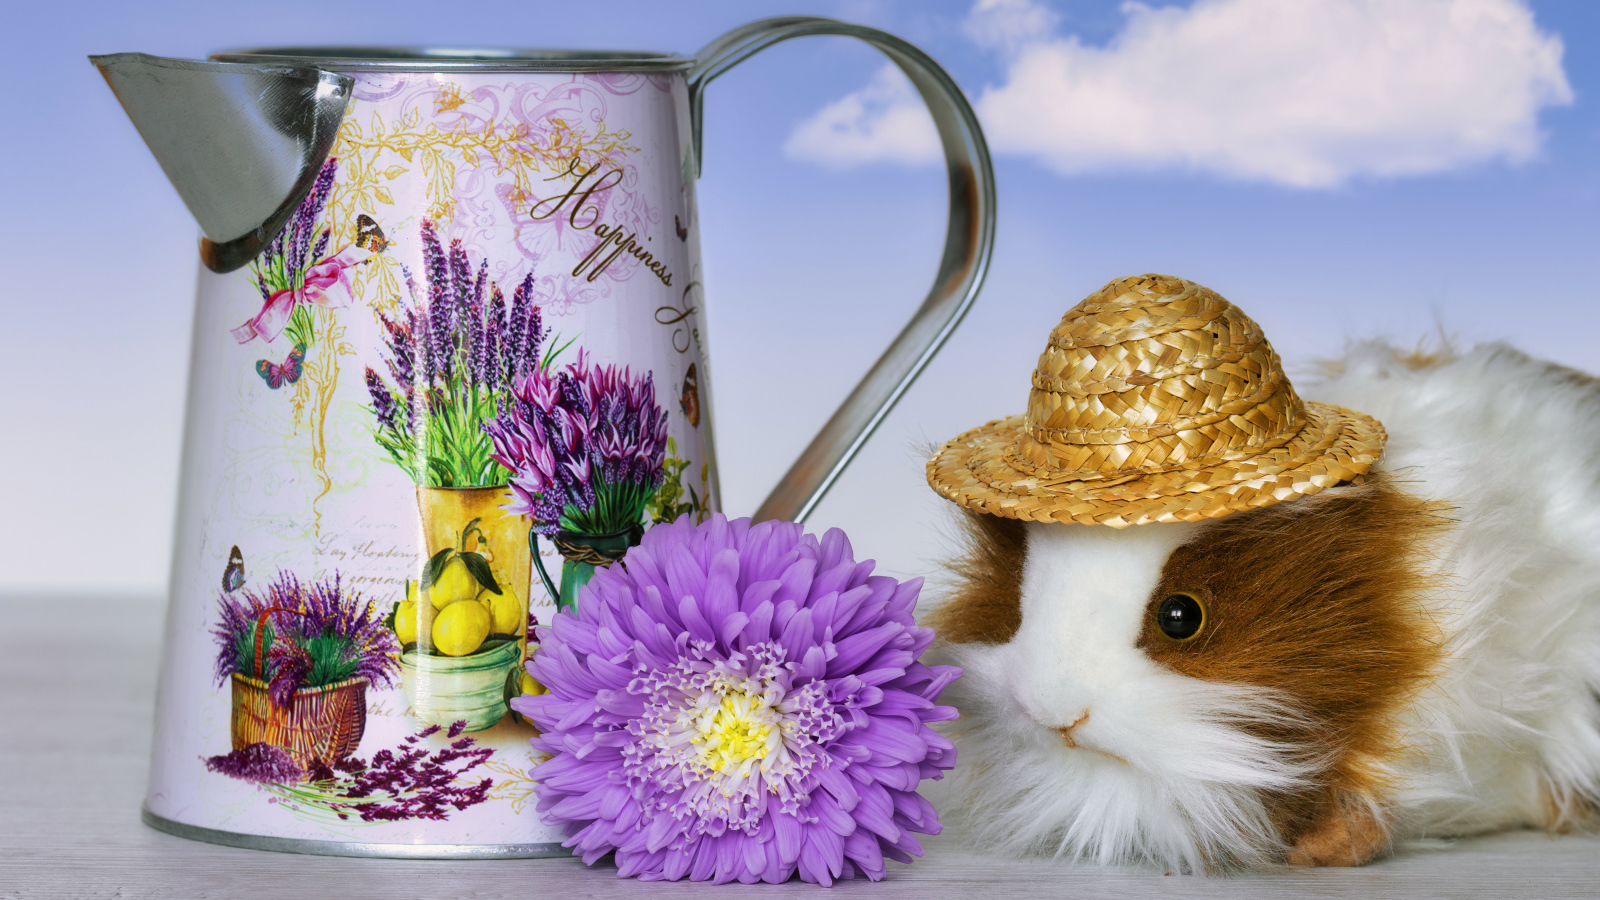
<box><xmin>923</xmin><ymin>273</ymin><xmax>1600</xmax><ymax>872</ymax></box>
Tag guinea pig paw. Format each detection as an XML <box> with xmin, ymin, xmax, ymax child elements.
<box><xmin>1285</xmin><ymin>792</ymin><xmax>1390</xmax><ymax>867</ymax></box>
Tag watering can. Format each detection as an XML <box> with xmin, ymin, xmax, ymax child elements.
<box><xmin>93</xmin><ymin>16</ymin><xmax>995</xmax><ymax>858</ymax></box>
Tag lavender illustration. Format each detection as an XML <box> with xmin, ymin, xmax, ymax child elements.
<box><xmin>484</xmin><ymin>349</ymin><xmax>669</xmax><ymax>537</ymax></box>
<box><xmin>204</xmin><ymin>742</ymin><xmax>306</xmax><ymax>785</ymax></box>
<box><xmin>365</xmin><ymin>219</ymin><xmax>568</xmax><ymax>487</ymax></box>
<box><xmin>214</xmin><ymin>572</ymin><xmax>400</xmax><ymax>707</ymax></box>
<box><xmin>236</xmin><ymin>157</ymin><xmax>366</xmax><ymax>348</ymax></box>
<box><xmin>206</xmin><ymin>721</ymin><xmax>495</xmax><ymax>823</ymax></box>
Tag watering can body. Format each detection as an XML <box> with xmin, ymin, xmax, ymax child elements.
<box><xmin>94</xmin><ymin>20</ymin><xmax>994</xmax><ymax>857</ymax></box>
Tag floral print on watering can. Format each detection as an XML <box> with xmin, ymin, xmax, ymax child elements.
<box><xmin>96</xmin><ymin>17</ymin><xmax>994</xmax><ymax>859</ymax></box>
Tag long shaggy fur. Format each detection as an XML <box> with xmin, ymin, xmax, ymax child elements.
<box><xmin>925</xmin><ymin>510</ymin><xmax>1026</xmax><ymax>645</ymax></box>
<box><xmin>1138</xmin><ymin>479</ymin><xmax>1449</xmax><ymax>849</ymax></box>
<box><xmin>942</xmin><ymin>644</ymin><xmax>1322</xmax><ymax>871</ymax></box>
<box><xmin>926</xmin><ymin>341</ymin><xmax>1600</xmax><ymax>871</ymax></box>
<box><xmin>1318</xmin><ymin>343</ymin><xmax>1600</xmax><ymax>840</ymax></box>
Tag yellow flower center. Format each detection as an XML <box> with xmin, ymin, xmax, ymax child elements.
<box><xmin>694</xmin><ymin>691</ymin><xmax>773</xmax><ymax>773</ymax></box>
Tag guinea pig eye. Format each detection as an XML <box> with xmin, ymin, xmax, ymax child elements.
<box><xmin>1156</xmin><ymin>593</ymin><xmax>1205</xmax><ymax>641</ymax></box>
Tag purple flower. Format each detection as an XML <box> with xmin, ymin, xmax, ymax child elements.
<box><xmin>213</xmin><ymin>571</ymin><xmax>401</xmax><ymax>706</ymax></box>
<box><xmin>206</xmin><ymin>742</ymin><xmax>305</xmax><ymax>784</ymax></box>
<box><xmin>485</xmin><ymin>350</ymin><xmax>668</xmax><ymax>536</ymax></box>
<box><xmin>424</xmin><ymin>225</ymin><xmax>455</xmax><ymax>384</ymax></box>
<box><xmin>289</xmin><ymin>159</ymin><xmax>337</xmax><ymax>275</ymax></box>
<box><xmin>318</xmin><ymin>722</ymin><xmax>494</xmax><ymax>821</ymax></box>
<box><xmin>466</xmin><ymin>258</ymin><xmax>488</xmax><ymax>385</ymax></box>
<box><xmin>506</xmin><ymin>275</ymin><xmax>529</xmax><ymax>379</ymax></box>
<box><xmin>207</xmin><ymin>725</ymin><xmax>495</xmax><ymax>822</ymax></box>
<box><xmin>517</xmin><ymin>515</ymin><xmax>960</xmax><ymax>885</ymax></box>
<box><xmin>506</xmin><ymin>274</ymin><xmax>543</xmax><ymax>380</ymax></box>
<box><xmin>518</xmin><ymin>287</ymin><xmax>544</xmax><ymax>380</ymax></box>
<box><xmin>415</xmin><ymin>312</ymin><xmax>436</xmax><ymax>388</ymax></box>
<box><xmin>377</xmin><ymin>312</ymin><xmax>415</xmax><ymax>396</ymax></box>
<box><xmin>366</xmin><ymin>367</ymin><xmax>398</xmax><ymax>430</ymax></box>
<box><xmin>238</xmin><ymin>157</ymin><xmax>359</xmax><ymax>346</ymax></box>
<box><xmin>486</xmin><ymin>287</ymin><xmax>507</xmax><ymax>387</ymax></box>
<box><xmin>368</xmin><ymin>221</ymin><xmax>551</xmax><ymax>487</ymax></box>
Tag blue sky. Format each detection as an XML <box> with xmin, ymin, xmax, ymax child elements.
<box><xmin>2</xmin><ymin>0</ymin><xmax>1595</xmax><ymax>594</ymax></box>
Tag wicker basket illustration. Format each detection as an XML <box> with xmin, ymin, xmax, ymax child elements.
<box><xmin>230</xmin><ymin>674</ymin><xmax>368</xmax><ymax>768</ymax></box>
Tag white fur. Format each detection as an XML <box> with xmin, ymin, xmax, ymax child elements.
<box><xmin>933</xmin><ymin>341</ymin><xmax>1600</xmax><ymax>868</ymax></box>
<box><xmin>937</xmin><ymin>523</ymin><xmax>1322</xmax><ymax>871</ymax></box>
<box><xmin>1316</xmin><ymin>343</ymin><xmax>1600</xmax><ymax>840</ymax></box>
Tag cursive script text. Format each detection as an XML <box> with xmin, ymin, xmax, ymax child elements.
<box><xmin>527</xmin><ymin>158</ymin><xmax>674</xmax><ymax>287</ymax></box>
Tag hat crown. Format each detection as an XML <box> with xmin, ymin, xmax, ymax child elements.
<box><xmin>1011</xmin><ymin>274</ymin><xmax>1305</xmax><ymax>480</ymax></box>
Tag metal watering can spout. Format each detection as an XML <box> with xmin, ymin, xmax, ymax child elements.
<box><xmin>89</xmin><ymin>53</ymin><xmax>353</xmax><ymax>273</ymax></box>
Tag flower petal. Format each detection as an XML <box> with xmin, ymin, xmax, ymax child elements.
<box><xmin>526</xmin><ymin>514</ymin><xmax>957</xmax><ymax>883</ymax></box>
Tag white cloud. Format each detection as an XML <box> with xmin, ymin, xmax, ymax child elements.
<box><xmin>783</xmin><ymin>63</ymin><xmax>941</xmax><ymax>168</ymax></box>
<box><xmin>788</xmin><ymin>0</ymin><xmax>1573</xmax><ymax>188</ymax></box>
<box><xmin>964</xmin><ymin>0</ymin><xmax>1061</xmax><ymax>51</ymax></box>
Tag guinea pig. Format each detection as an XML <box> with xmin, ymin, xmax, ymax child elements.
<box><xmin>923</xmin><ymin>274</ymin><xmax>1600</xmax><ymax>873</ymax></box>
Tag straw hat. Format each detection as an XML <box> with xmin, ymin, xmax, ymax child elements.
<box><xmin>927</xmin><ymin>274</ymin><xmax>1387</xmax><ymax>527</ymax></box>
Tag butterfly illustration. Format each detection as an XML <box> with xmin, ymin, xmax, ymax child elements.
<box><xmin>680</xmin><ymin>362</ymin><xmax>700</xmax><ymax>427</ymax></box>
<box><xmin>222</xmin><ymin>545</ymin><xmax>245</xmax><ymax>593</ymax></box>
<box><xmin>256</xmin><ymin>343</ymin><xmax>306</xmax><ymax>389</ymax></box>
<box><xmin>674</xmin><ymin>215</ymin><xmax>689</xmax><ymax>242</ymax></box>
<box><xmin>356</xmin><ymin>214</ymin><xmax>390</xmax><ymax>252</ymax></box>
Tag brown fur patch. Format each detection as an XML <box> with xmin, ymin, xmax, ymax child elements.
<box><xmin>1392</xmin><ymin>333</ymin><xmax>1458</xmax><ymax>371</ymax></box>
<box><xmin>1056</xmin><ymin>710</ymin><xmax>1091</xmax><ymax>748</ymax></box>
<box><xmin>1540</xmin><ymin>780</ymin><xmax>1600</xmax><ymax>834</ymax></box>
<box><xmin>1285</xmin><ymin>789</ymin><xmax>1390</xmax><ymax>866</ymax></box>
<box><xmin>925</xmin><ymin>509</ymin><xmax>1027</xmax><ymax>645</ymax></box>
<box><xmin>1137</xmin><ymin>478</ymin><xmax>1449</xmax><ymax>862</ymax></box>
<box><xmin>1316</xmin><ymin>336</ymin><xmax>1457</xmax><ymax>378</ymax></box>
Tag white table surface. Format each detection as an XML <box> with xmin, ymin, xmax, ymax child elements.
<box><xmin>3</xmin><ymin>593</ymin><xmax>1596</xmax><ymax>899</ymax></box>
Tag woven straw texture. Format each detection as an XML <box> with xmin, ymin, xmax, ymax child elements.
<box><xmin>927</xmin><ymin>274</ymin><xmax>1387</xmax><ymax>527</ymax></box>
<box><xmin>230</xmin><ymin>674</ymin><xmax>368</xmax><ymax>768</ymax></box>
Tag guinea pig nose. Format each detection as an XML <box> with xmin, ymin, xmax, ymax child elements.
<box><xmin>1055</xmin><ymin>710</ymin><xmax>1090</xmax><ymax>748</ymax></box>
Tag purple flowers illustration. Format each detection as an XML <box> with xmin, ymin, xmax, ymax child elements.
<box><xmin>206</xmin><ymin>722</ymin><xmax>495</xmax><ymax>823</ymax></box>
<box><xmin>236</xmin><ymin>157</ymin><xmax>368</xmax><ymax>347</ymax></box>
<box><xmin>365</xmin><ymin>219</ymin><xmax>564</xmax><ymax>487</ymax></box>
<box><xmin>517</xmin><ymin>515</ymin><xmax>960</xmax><ymax>884</ymax></box>
<box><xmin>484</xmin><ymin>349</ymin><xmax>669</xmax><ymax>537</ymax></box>
<box><xmin>204</xmin><ymin>742</ymin><xmax>306</xmax><ymax>784</ymax></box>
<box><xmin>213</xmin><ymin>572</ymin><xmax>400</xmax><ymax>707</ymax></box>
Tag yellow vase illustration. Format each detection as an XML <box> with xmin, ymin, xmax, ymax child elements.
<box><xmin>402</xmin><ymin>485</ymin><xmax>531</xmax><ymax>732</ymax></box>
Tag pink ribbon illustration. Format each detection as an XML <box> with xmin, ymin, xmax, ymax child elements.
<box><xmin>232</xmin><ymin>247</ymin><xmax>373</xmax><ymax>344</ymax></box>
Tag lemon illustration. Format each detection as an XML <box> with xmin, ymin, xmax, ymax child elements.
<box><xmin>430</xmin><ymin>557</ymin><xmax>478</xmax><ymax>609</ymax></box>
<box><xmin>488</xmin><ymin>582</ymin><xmax>523</xmax><ymax>634</ymax></box>
<box><xmin>398</xmin><ymin>595</ymin><xmax>435</xmax><ymax>643</ymax></box>
<box><xmin>394</xmin><ymin>598</ymin><xmax>418</xmax><ymax>645</ymax></box>
<box><xmin>433</xmin><ymin>599</ymin><xmax>491</xmax><ymax>656</ymax></box>
<box><xmin>407</xmin><ymin>578</ymin><xmax>419</xmax><ymax>606</ymax></box>
<box><xmin>519</xmin><ymin>670</ymin><xmax>548</xmax><ymax>697</ymax></box>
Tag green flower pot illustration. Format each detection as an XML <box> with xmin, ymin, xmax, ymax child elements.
<box><xmin>400</xmin><ymin>638</ymin><xmax>521</xmax><ymax>733</ymax></box>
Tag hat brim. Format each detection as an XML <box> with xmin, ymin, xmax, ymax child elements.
<box><xmin>927</xmin><ymin>402</ymin><xmax>1386</xmax><ymax>527</ymax></box>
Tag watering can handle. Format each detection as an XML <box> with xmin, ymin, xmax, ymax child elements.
<box><xmin>689</xmin><ymin>18</ymin><xmax>997</xmax><ymax>524</ymax></box>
